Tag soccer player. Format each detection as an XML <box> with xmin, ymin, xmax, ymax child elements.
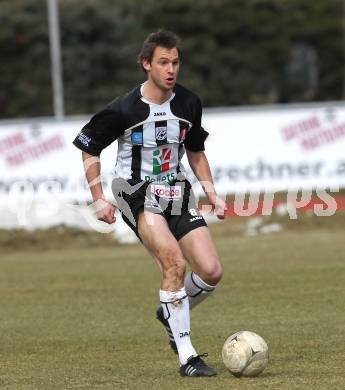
<box><xmin>73</xmin><ymin>30</ymin><xmax>226</xmax><ymax>377</ymax></box>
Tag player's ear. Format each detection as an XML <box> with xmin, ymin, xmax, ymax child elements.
<box><xmin>142</xmin><ymin>59</ymin><xmax>151</xmax><ymax>73</ymax></box>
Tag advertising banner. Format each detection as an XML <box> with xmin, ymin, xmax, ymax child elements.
<box><xmin>201</xmin><ymin>103</ymin><xmax>345</xmax><ymax>193</ymax></box>
<box><xmin>0</xmin><ymin>119</ymin><xmax>117</xmax><ymax>201</ymax></box>
<box><xmin>1</xmin><ymin>102</ymin><xmax>344</xmax><ymax>203</ymax></box>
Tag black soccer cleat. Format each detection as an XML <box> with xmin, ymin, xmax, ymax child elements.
<box><xmin>180</xmin><ymin>353</ymin><xmax>217</xmax><ymax>377</ymax></box>
<box><xmin>156</xmin><ymin>306</ymin><xmax>178</xmax><ymax>354</ymax></box>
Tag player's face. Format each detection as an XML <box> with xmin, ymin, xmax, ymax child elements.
<box><xmin>143</xmin><ymin>46</ymin><xmax>180</xmax><ymax>91</ymax></box>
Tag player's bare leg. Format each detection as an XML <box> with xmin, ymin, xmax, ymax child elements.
<box><xmin>178</xmin><ymin>226</ymin><xmax>223</xmax><ymax>309</ymax></box>
<box><xmin>138</xmin><ymin>212</ymin><xmax>216</xmax><ymax>376</ymax></box>
<box><xmin>138</xmin><ymin>212</ymin><xmax>186</xmax><ymax>291</ymax></box>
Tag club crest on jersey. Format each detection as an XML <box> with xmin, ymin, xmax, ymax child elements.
<box><xmin>155</xmin><ymin>126</ymin><xmax>167</xmax><ymax>141</ymax></box>
<box><xmin>152</xmin><ymin>147</ymin><xmax>171</xmax><ymax>175</ymax></box>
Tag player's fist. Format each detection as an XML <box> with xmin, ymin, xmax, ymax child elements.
<box><xmin>208</xmin><ymin>193</ymin><xmax>227</xmax><ymax>220</ymax></box>
<box><xmin>94</xmin><ymin>198</ymin><xmax>116</xmax><ymax>224</ymax></box>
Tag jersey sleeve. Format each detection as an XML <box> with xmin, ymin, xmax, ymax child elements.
<box><xmin>73</xmin><ymin>103</ymin><xmax>125</xmax><ymax>156</ymax></box>
<box><xmin>183</xmin><ymin>97</ymin><xmax>209</xmax><ymax>152</ymax></box>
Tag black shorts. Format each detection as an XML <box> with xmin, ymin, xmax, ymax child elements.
<box><xmin>112</xmin><ymin>178</ymin><xmax>207</xmax><ymax>241</ymax></box>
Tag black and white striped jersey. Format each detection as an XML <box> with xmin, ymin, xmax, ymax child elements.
<box><xmin>73</xmin><ymin>83</ymin><xmax>208</xmax><ymax>183</ymax></box>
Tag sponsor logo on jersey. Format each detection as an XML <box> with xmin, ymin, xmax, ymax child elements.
<box><xmin>77</xmin><ymin>133</ymin><xmax>91</xmax><ymax>147</ymax></box>
<box><xmin>144</xmin><ymin>172</ymin><xmax>176</xmax><ymax>183</ymax></box>
<box><xmin>155</xmin><ymin>126</ymin><xmax>167</xmax><ymax>141</ymax></box>
<box><xmin>151</xmin><ymin>184</ymin><xmax>181</xmax><ymax>199</ymax></box>
<box><xmin>154</xmin><ymin>112</ymin><xmax>166</xmax><ymax>116</ymax></box>
<box><xmin>152</xmin><ymin>147</ymin><xmax>171</xmax><ymax>175</ymax></box>
<box><xmin>131</xmin><ymin>132</ymin><xmax>143</xmax><ymax>145</ymax></box>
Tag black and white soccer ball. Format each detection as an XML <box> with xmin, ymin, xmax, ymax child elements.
<box><xmin>222</xmin><ymin>331</ymin><xmax>269</xmax><ymax>377</ymax></box>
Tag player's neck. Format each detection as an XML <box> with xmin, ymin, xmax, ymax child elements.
<box><xmin>141</xmin><ymin>80</ymin><xmax>173</xmax><ymax>105</ymax></box>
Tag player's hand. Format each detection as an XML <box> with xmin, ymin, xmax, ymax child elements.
<box><xmin>94</xmin><ymin>198</ymin><xmax>116</xmax><ymax>224</ymax></box>
<box><xmin>207</xmin><ymin>193</ymin><xmax>227</xmax><ymax>220</ymax></box>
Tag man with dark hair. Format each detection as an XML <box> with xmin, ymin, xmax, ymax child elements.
<box><xmin>138</xmin><ymin>30</ymin><xmax>181</xmax><ymax>73</ymax></box>
<box><xmin>73</xmin><ymin>30</ymin><xmax>226</xmax><ymax>377</ymax></box>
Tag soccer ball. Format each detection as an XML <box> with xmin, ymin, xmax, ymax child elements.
<box><xmin>222</xmin><ymin>331</ymin><xmax>269</xmax><ymax>377</ymax></box>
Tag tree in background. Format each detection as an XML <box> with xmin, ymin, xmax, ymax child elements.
<box><xmin>0</xmin><ymin>0</ymin><xmax>344</xmax><ymax>118</ymax></box>
<box><xmin>0</xmin><ymin>0</ymin><xmax>52</xmax><ymax>117</ymax></box>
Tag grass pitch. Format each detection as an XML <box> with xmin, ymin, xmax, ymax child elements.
<box><xmin>0</xmin><ymin>217</ymin><xmax>345</xmax><ymax>390</ymax></box>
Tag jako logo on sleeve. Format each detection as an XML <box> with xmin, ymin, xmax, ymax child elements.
<box><xmin>152</xmin><ymin>147</ymin><xmax>171</xmax><ymax>174</ymax></box>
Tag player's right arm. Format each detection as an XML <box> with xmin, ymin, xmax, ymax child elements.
<box><xmin>72</xmin><ymin>102</ymin><xmax>126</xmax><ymax>224</ymax></box>
<box><xmin>82</xmin><ymin>151</ymin><xmax>116</xmax><ymax>224</ymax></box>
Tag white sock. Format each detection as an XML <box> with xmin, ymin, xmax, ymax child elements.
<box><xmin>160</xmin><ymin>288</ymin><xmax>197</xmax><ymax>365</ymax></box>
<box><xmin>184</xmin><ymin>272</ymin><xmax>216</xmax><ymax>310</ymax></box>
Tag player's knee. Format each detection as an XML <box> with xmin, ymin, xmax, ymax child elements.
<box><xmin>200</xmin><ymin>260</ymin><xmax>223</xmax><ymax>285</ymax></box>
<box><xmin>212</xmin><ymin>262</ymin><xmax>223</xmax><ymax>284</ymax></box>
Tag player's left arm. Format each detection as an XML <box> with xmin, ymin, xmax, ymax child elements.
<box><xmin>186</xmin><ymin>150</ymin><xmax>227</xmax><ymax>220</ymax></box>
